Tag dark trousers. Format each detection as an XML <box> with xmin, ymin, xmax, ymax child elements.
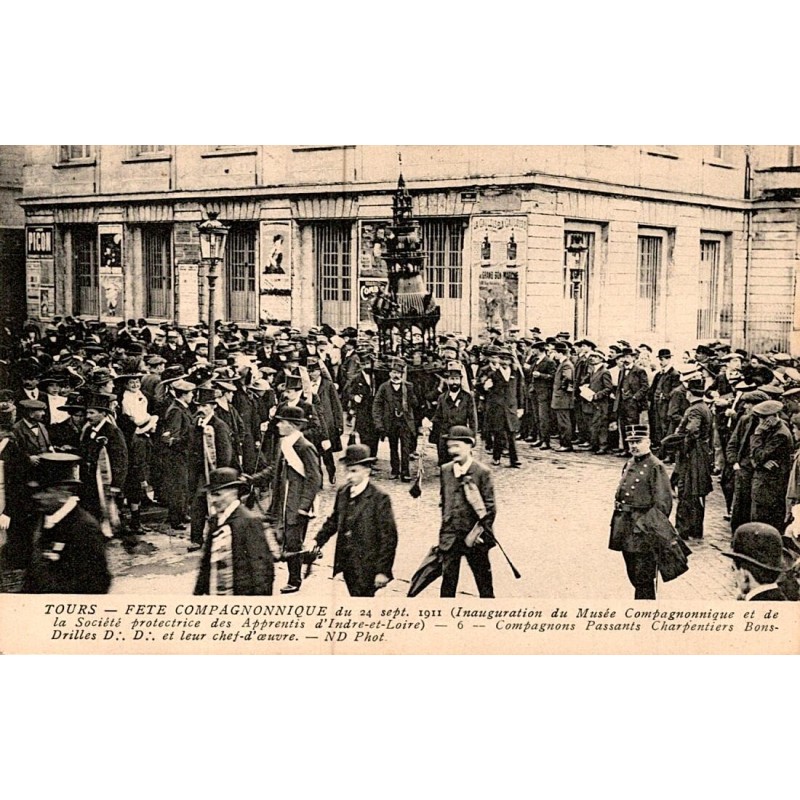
<box><xmin>321</xmin><ymin>448</ymin><xmax>336</xmax><ymax>482</ymax></box>
<box><xmin>575</xmin><ymin>403</ymin><xmax>591</xmax><ymax>442</ymax></box>
<box><xmin>360</xmin><ymin>431</ymin><xmax>379</xmax><ymax>458</ymax></box>
<box><xmin>554</xmin><ymin>409</ymin><xmax>573</xmax><ymax>448</ymax></box>
<box><xmin>730</xmin><ymin>468</ymin><xmax>753</xmax><ymax>533</ymax></box>
<box><xmin>492</xmin><ymin>423</ymin><xmax>518</xmax><ymax>464</ymax></box>
<box><xmin>285</xmin><ymin>518</ymin><xmax>311</xmax><ymax>587</ymax></box>
<box><xmin>440</xmin><ymin>544</ymin><xmax>494</xmax><ymax>598</ymax></box>
<box><xmin>534</xmin><ymin>395</ymin><xmax>552</xmax><ymax>443</ymax></box>
<box><xmin>166</xmin><ymin>466</ymin><xmax>189</xmax><ymax>527</ymax></box>
<box><xmin>190</xmin><ymin>492</ymin><xmax>207</xmax><ymax>544</ymax></box>
<box><xmin>387</xmin><ymin>428</ymin><xmax>412</xmax><ymax>477</ymax></box>
<box><xmin>589</xmin><ymin>406</ymin><xmax>608</xmax><ymax>450</ymax></box>
<box><xmin>343</xmin><ymin>568</ymin><xmax>377</xmax><ymax>597</ymax></box>
<box><xmin>622</xmin><ymin>550</ymin><xmax>657</xmax><ymax>600</ymax></box>
<box><xmin>437</xmin><ymin>440</ymin><xmax>452</xmax><ymax>466</ymax></box>
<box><xmin>676</xmin><ymin>494</ymin><xmax>705</xmax><ymax>539</ymax></box>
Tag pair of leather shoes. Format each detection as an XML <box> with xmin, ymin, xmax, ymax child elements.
<box><xmin>508</xmin><ymin>461</ymin><xmax>522</xmax><ymax>468</ymax></box>
<box><xmin>280</xmin><ymin>584</ymin><xmax>300</xmax><ymax>594</ymax></box>
<box><xmin>187</xmin><ymin>542</ymin><xmax>202</xmax><ymax>553</ymax></box>
<box><xmin>554</xmin><ymin>446</ymin><xmax>574</xmax><ymax>453</ymax></box>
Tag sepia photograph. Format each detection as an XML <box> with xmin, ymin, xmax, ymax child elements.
<box><xmin>0</xmin><ymin>143</ymin><xmax>798</xmax><ymax>655</ymax></box>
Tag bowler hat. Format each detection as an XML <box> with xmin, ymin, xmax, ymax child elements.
<box><xmin>204</xmin><ymin>467</ymin><xmax>249</xmax><ymax>494</ymax></box>
<box><xmin>29</xmin><ymin>452</ymin><xmax>82</xmax><ymax>489</ymax></box>
<box><xmin>723</xmin><ymin>523</ymin><xmax>785</xmax><ymax>574</ymax></box>
<box><xmin>305</xmin><ymin>357</ymin><xmax>321</xmax><ymax>372</ymax></box>
<box><xmin>274</xmin><ymin>406</ymin><xmax>307</xmax><ymax>425</ymax></box>
<box><xmin>339</xmin><ymin>444</ymin><xmax>377</xmax><ymax>466</ymax></box>
<box><xmin>61</xmin><ymin>392</ymin><xmax>87</xmax><ymax>413</ymax></box>
<box><xmin>657</xmin><ymin>349</ymin><xmax>672</xmax><ymax>359</ymax></box>
<box><xmin>752</xmin><ymin>400</ymin><xmax>783</xmax><ymax>417</ymax></box>
<box><xmin>388</xmin><ymin>357</ymin><xmax>406</xmax><ymax>372</ymax></box>
<box><xmin>446</xmin><ymin>425</ymin><xmax>476</xmax><ymax>446</ymax></box>
<box><xmin>553</xmin><ymin>342</ymin><xmax>568</xmax><ymax>353</ymax></box>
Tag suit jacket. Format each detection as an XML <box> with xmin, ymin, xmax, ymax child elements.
<box><xmin>194</xmin><ymin>503</ymin><xmax>274</xmax><ymax>595</ymax></box>
<box><xmin>430</xmin><ymin>388</ymin><xmax>478</xmax><ymax>444</ymax></box>
<box><xmin>160</xmin><ymin>399</ymin><xmax>194</xmax><ymax>458</ymax></box>
<box><xmin>649</xmin><ymin>367</ymin><xmax>681</xmax><ymax>408</ymax></box>
<box><xmin>483</xmin><ymin>368</ymin><xmax>522</xmax><ymax>433</ymax></box>
<box><xmin>315</xmin><ymin>482</ymin><xmax>398</xmax><ymax>581</ymax></box>
<box><xmin>615</xmin><ymin>365</ymin><xmax>649</xmax><ymax>414</ymax></box>
<box><xmin>550</xmin><ymin>359</ymin><xmax>574</xmax><ymax>410</ymax></box>
<box><xmin>264</xmin><ymin>433</ymin><xmax>322</xmax><ymax>529</ymax></box>
<box><xmin>23</xmin><ymin>503</ymin><xmax>112</xmax><ymax>594</ymax></box>
<box><xmin>345</xmin><ymin>370</ymin><xmax>378</xmax><ymax>439</ymax></box>
<box><xmin>529</xmin><ymin>355</ymin><xmax>556</xmax><ymax>399</ymax></box>
<box><xmin>587</xmin><ymin>365</ymin><xmax>614</xmax><ymax>413</ymax></box>
<box><xmin>188</xmin><ymin>414</ymin><xmax>235</xmax><ymax>492</ymax></box>
<box><xmin>372</xmin><ymin>380</ymin><xmax>417</xmax><ymax>433</ymax></box>
<box><xmin>12</xmin><ymin>418</ymin><xmax>53</xmax><ymax>463</ymax></box>
<box><xmin>80</xmin><ymin>419</ymin><xmax>129</xmax><ymax>493</ymax></box>
<box><xmin>438</xmin><ymin>459</ymin><xmax>496</xmax><ymax>552</ymax></box>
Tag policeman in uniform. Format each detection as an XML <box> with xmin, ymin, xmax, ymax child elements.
<box><xmin>608</xmin><ymin>424</ymin><xmax>673</xmax><ymax>600</ymax></box>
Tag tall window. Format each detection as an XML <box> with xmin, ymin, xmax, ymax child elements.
<box><xmin>419</xmin><ymin>218</ymin><xmax>465</xmax><ymax>333</ymax></box>
<box><xmin>637</xmin><ymin>234</ymin><xmax>663</xmax><ymax>331</ymax></box>
<box><xmin>142</xmin><ymin>225</ymin><xmax>172</xmax><ymax>318</ymax></box>
<box><xmin>697</xmin><ymin>236</ymin><xmax>732</xmax><ymax>339</ymax></box>
<box><xmin>315</xmin><ymin>222</ymin><xmax>353</xmax><ymax>329</ymax></box>
<box><xmin>225</xmin><ymin>224</ymin><xmax>258</xmax><ymax>323</ymax></box>
<box><xmin>711</xmin><ymin>145</ymin><xmax>725</xmax><ymax>160</ymax></box>
<box><xmin>72</xmin><ymin>225</ymin><xmax>98</xmax><ymax>315</ymax></box>
<box><xmin>59</xmin><ymin>146</ymin><xmax>93</xmax><ymax>162</ymax></box>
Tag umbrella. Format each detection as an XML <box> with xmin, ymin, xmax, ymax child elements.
<box><xmin>407</xmin><ymin>546</ymin><xmax>443</xmax><ymax>597</ymax></box>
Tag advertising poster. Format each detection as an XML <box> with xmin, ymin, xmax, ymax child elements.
<box><xmin>359</xmin><ymin>277</ymin><xmax>388</xmax><ymax>325</ymax></box>
<box><xmin>260</xmin><ymin>221</ymin><xmax>292</xmax><ymax>324</ymax></box>
<box><xmin>472</xmin><ymin>215</ymin><xmax>527</xmax><ymax>333</ymax></box>
<box><xmin>359</xmin><ymin>219</ymin><xmax>391</xmax><ymax>278</ymax></box>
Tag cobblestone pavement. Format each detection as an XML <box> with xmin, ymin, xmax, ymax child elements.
<box><xmin>105</xmin><ymin>433</ymin><xmax>737</xmax><ymax>601</ymax></box>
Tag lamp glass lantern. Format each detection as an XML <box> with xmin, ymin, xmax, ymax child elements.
<box><xmin>197</xmin><ymin>212</ymin><xmax>230</xmax><ymax>264</ymax></box>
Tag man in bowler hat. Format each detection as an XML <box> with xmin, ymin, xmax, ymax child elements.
<box><xmin>311</xmin><ymin>444</ymin><xmax>398</xmax><ymax>596</ymax></box>
<box><xmin>723</xmin><ymin>523</ymin><xmax>791</xmax><ymax>601</ymax></box>
<box><xmin>253</xmin><ymin>405</ymin><xmax>322</xmax><ymax>594</ymax></box>
<box><xmin>23</xmin><ymin>453</ymin><xmax>111</xmax><ymax>594</ymax></box>
<box><xmin>194</xmin><ymin>468</ymin><xmax>274</xmax><ymax>595</ymax></box>
<box><xmin>438</xmin><ymin>426</ymin><xmax>496</xmax><ymax>598</ymax></box>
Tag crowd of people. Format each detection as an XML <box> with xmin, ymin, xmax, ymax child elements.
<box><xmin>0</xmin><ymin>313</ymin><xmax>798</xmax><ymax>600</ymax></box>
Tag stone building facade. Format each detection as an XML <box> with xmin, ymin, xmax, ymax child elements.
<box><xmin>14</xmin><ymin>145</ymin><xmax>800</xmax><ymax>352</ymax></box>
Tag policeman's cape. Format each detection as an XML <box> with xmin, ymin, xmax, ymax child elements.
<box><xmin>634</xmin><ymin>507</ymin><xmax>692</xmax><ymax>583</ymax></box>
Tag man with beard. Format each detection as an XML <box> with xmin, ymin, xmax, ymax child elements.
<box><xmin>372</xmin><ymin>357</ymin><xmax>419</xmax><ymax>481</ymax></box>
<box><xmin>311</xmin><ymin>444</ymin><xmax>398</xmax><ymax>597</ymax></box>
<box><xmin>344</xmin><ymin>347</ymin><xmax>380</xmax><ymax>458</ymax></box>
<box><xmin>430</xmin><ymin>361</ymin><xmax>478</xmax><ymax>466</ymax></box>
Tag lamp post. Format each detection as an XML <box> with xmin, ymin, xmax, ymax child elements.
<box><xmin>197</xmin><ymin>212</ymin><xmax>229</xmax><ymax>364</ymax></box>
<box><xmin>566</xmin><ymin>234</ymin><xmax>588</xmax><ymax>339</ymax></box>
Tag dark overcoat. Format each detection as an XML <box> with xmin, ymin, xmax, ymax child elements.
<box><xmin>193</xmin><ymin>503</ymin><xmax>274</xmax><ymax>595</ymax></box>
<box><xmin>483</xmin><ymin>369</ymin><xmax>522</xmax><ymax>433</ymax></box>
<box><xmin>315</xmin><ymin>481</ymin><xmax>398</xmax><ymax>585</ymax></box>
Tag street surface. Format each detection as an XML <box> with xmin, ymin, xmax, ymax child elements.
<box><xmin>108</xmin><ymin>434</ymin><xmax>736</xmax><ymax>600</ymax></box>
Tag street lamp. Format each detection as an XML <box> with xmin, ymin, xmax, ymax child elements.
<box><xmin>197</xmin><ymin>211</ymin><xmax>229</xmax><ymax>363</ymax></box>
<box><xmin>566</xmin><ymin>234</ymin><xmax>588</xmax><ymax>339</ymax></box>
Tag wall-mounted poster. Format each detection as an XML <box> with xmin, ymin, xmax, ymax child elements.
<box><xmin>100</xmin><ymin>233</ymin><xmax>122</xmax><ymax>267</ymax></box>
<box><xmin>359</xmin><ymin>220</ymin><xmax>392</xmax><ymax>278</ymax></box>
<box><xmin>471</xmin><ymin>215</ymin><xmax>528</xmax><ymax>334</ymax></box>
<box><xmin>177</xmin><ymin>263</ymin><xmax>200</xmax><ymax>326</ymax></box>
<box><xmin>26</xmin><ymin>262</ymin><xmax>40</xmax><ymax>319</ymax></box>
<box><xmin>26</xmin><ymin>226</ymin><xmax>54</xmax><ymax>257</ymax></box>
<box><xmin>359</xmin><ymin>278</ymin><xmax>388</xmax><ymax>325</ymax></box>
<box><xmin>259</xmin><ymin>221</ymin><xmax>292</xmax><ymax>324</ymax></box>
<box><xmin>100</xmin><ymin>272</ymin><xmax>124</xmax><ymax>319</ymax></box>
<box><xmin>39</xmin><ymin>288</ymin><xmax>52</xmax><ymax>318</ymax></box>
